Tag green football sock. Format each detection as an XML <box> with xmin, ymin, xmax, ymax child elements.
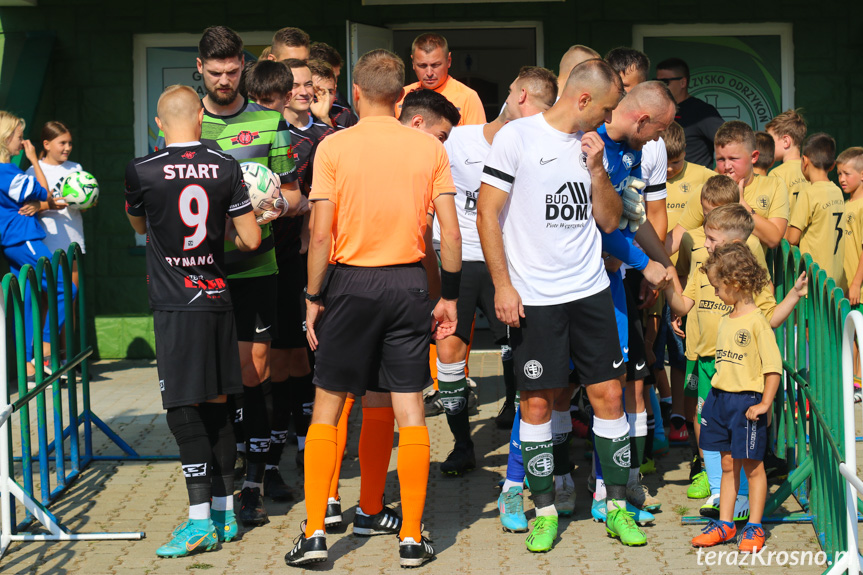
<box><xmin>438</xmin><ymin>364</ymin><xmax>471</xmax><ymax>445</ymax></box>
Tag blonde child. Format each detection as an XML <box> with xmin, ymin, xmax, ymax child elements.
<box><xmin>840</xmin><ymin>147</ymin><xmax>863</xmax><ymax>305</ymax></box>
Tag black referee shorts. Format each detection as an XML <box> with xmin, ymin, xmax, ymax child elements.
<box><xmin>313</xmin><ymin>263</ymin><xmax>431</xmax><ymax>397</ymax></box>
<box><xmin>154</xmin><ymin>310</ymin><xmax>243</xmax><ymax>409</ymax></box>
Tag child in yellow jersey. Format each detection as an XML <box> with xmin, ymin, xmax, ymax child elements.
<box><xmin>839</xmin><ymin>147</ymin><xmax>863</xmax><ymax>305</ymax></box>
<box><xmin>668</xmin><ymin>121</ymin><xmax>790</xmax><ymax>255</ymax></box>
<box><xmin>786</xmin><ymin>133</ymin><xmax>845</xmax><ymax>286</ymax></box>
<box><xmin>766</xmin><ymin>109</ymin><xmax>808</xmax><ymax>211</ymax></box>
<box><xmin>668</xmin><ymin>181</ymin><xmax>806</xmax><ymax>519</ymax></box>
<box><xmin>666</xmin><ymin>122</ymin><xmax>716</xmax><ymax>235</ymax></box>
<box><xmin>650</xmin><ymin>122</ymin><xmax>715</xmax><ymax>450</ymax></box>
<box><xmin>753</xmin><ymin>131</ymin><xmax>775</xmax><ymax>176</ymax></box>
<box><xmin>687</xmin><ymin>243</ymin><xmax>782</xmax><ymax>554</ymax></box>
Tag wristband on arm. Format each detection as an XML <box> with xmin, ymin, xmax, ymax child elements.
<box><xmin>440</xmin><ymin>269</ymin><xmax>461</xmax><ymax>300</ymax></box>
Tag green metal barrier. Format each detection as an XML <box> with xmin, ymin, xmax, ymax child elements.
<box><xmin>768</xmin><ymin>241</ymin><xmax>852</xmax><ymax>560</ymax></box>
<box><xmin>0</xmin><ymin>244</ymin><xmax>143</xmax><ymax>559</ymax></box>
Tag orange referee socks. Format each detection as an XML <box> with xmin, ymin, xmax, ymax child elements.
<box><xmin>397</xmin><ymin>426</ymin><xmax>430</xmax><ymax>542</ymax></box>
<box><xmin>303</xmin><ymin>423</ymin><xmax>337</xmax><ymax>538</ymax></box>
<box><xmin>358</xmin><ymin>407</ymin><xmax>395</xmax><ymax>515</ymax></box>
<box><xmin>429</xmin><ymin>345</ymin><xmax>439</xmax><ymax>391</ymax></box>
<box><xmin>328</xmin><ymin>397</ymin><xmax>355</xmax><ymax>500</ymax></box>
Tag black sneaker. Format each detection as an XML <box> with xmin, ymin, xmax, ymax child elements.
<box><xmin>660</xmin><ymin>401</ymin><xmax>673</xmax><ymax>426</ymax></box>
<box><xmin>424</xmin><ymin>391</ymin><xmax>443</xmax><ymax>417</ymax></box>
<box><xmin>239</xmin><ymin>486</ymin><xmax>269</xmax><ymax>526</ymax></box>
<box><xmin>285</xmin><ymin>523</ymin><xmax>327</xmax><ymax>566</ymax></box>
<box><xmin>353</xmin><ymin>505</ymin><xmax>402</xmax><ymax>536</ymax></box>
<box><xmin>399</xmin><ymin>535</ymin><xmax>435</xmax><ymax>568</ymax></box>
<box><xmin>440</xmin><ymin>444</ymin><xmax>475</xmax><ymax>477</ymax></box>
<box><xmin>233</xmin><ymin>451</ymin><xmax>247</xmax><ymax>480</ymax></box>
<box><xmin>494</xmin><ymin>401</ymin><xmax>516</xmax><ymax>429</ymax></box>
<box><xmin>264</xmin><ymin>467</ymin><xmax>294</xmax><ymax>501</ymax></box>
<box><xmin>325</xmin><ymin>497</ymin><xmax>342</xmax><ymax>529</ymax></box>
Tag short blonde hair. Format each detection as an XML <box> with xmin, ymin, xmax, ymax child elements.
<box><xmin>715</xmin><ymin>121</ymin><xmax>756</xmax><ymax>153</ymax></box>
<box><xmin>703</xmin><ymin>203</ymin><xmax>754</xmax><ymax>241</ymax></box>
<box><xmin>353</xmin><ymin>49</ymin><xmax>405</xmax><ymax>106</ymax></box>
<box><xmin>0</xmin><ymin>111</ymin><xmax>24</xmax><ymax>164</ymax></box>
<box><xmin>837</xmin><ymin>147</ymin><xmax>863</xmax><ymax>172</ymax></box>
<box><xmin>701</xmin><ymin>174</ymin><xmax>739</xmax><ymax>207</ymax></box>
<box><xmin>765</xmin><ymin>108</ymin><xmax>807</xmax><ymax>149</ymax></box>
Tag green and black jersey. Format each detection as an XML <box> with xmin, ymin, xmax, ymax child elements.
<box><xmin>156</xmin><ymin>100</ymin><xmax>297</xmax><ymax>279</ymax></box>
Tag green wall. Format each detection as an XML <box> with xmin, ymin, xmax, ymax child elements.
<box><xmin>0</xmin><ymin>0</ymin><xmax>861</xmax><ymax>357</ymax></box>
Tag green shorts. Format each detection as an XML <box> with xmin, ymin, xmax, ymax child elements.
<box><xmin>695</xmin><ymin>356</ymin><xmax>716</xmax><ymax>418</ymax></box>
<box><xmin>683</xmin><ymin>359</ymin><xmax>698</xmax><ymax>398</ymax></box>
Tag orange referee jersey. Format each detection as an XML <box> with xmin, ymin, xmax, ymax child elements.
<box><xmin>310</xmin><ymin>116</ymin><xmax>455</xmax><ymax>267</ymax></box>
<box><xmin>396</xmin><ymin>76</ymin><xmax>486</xmax><ymax>126</ymax></box>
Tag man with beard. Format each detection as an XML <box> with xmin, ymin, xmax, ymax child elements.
<box><xmin>158</xmin><ymin>25</ymin><xmax>304</xmax><ymax>528</ymax></box>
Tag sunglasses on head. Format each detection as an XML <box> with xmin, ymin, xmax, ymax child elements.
<box><xmin>656</xmin><ymin>77</ymin><xmax>684</xmax><ymax>85</ymax></box>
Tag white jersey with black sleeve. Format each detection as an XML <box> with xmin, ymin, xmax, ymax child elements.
<box><xmin>641</xmin><ymin>138</ymin><xmax>668</xmax><ymax>202</ymax></box>
<box><xmin>434</xmin><ymin>124</ymin><xmax>489</xmax><ymax>262</ymax></box>
<box><xmin>480</xmin><ymin>113</ymin><xmax>609</xmax><ymax>306</ymax></box>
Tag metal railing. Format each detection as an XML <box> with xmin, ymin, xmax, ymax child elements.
<box><xmin>0</xmin><ymin>244</ymin><xmax>144</xmax><ymax>560</ymax></box>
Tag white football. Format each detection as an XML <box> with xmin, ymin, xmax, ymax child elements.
<box><xmin>240</xmin><ymin>162</ymin><xmax>281</xmax><ymax>216</ymax></box>
<box><xmin>58</xmin><ymin>170</ymin><xmax>99</xmax><ymax>209</ymax></box>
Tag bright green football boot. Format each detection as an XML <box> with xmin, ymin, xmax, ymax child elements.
<box><xmin>525</xmin><ymin>515</ymin><xmax>558</xmax><ymax>553</ymax></box>
<box><xmin>606</xmin><ymin>501</ymin><xmax>647</xmax><ymax>546</ymax></box>
<box><xmin>156</xmin><ymin>519</ymin><xmax>218</xmax><ymax>558</ymax></box>
<box><xmin>687</xmin><ymin>471</ymin><xmax>711</xmax><ymax>499</ymax></box>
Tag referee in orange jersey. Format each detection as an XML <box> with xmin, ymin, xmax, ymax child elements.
<box><xmin>284</xmin><ymin>49</ymin><xmax>462</xmax><ymax>569</ymax></box>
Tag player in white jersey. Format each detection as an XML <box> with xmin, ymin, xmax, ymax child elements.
<box><xmin>478</xmin><ymin>59</ymin><xmax>655</xmax><ymax>552</ymax></box>
<box><xmin>431</xmin><ymin>67</ymin><xmax>557</xmax><ymax>480</ymax></box>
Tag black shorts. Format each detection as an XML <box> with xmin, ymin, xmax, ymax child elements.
<box><xmin>313</xmin><ymin>263</ymin><xmax>431</xmax><ymax>397</ymax></box>
<box><xmin>229</xmin><ymin>275</ymin><xmax>278</xmax><ymax>342</ymax></box>
<box><xmin>454</xmin><ymin>261</ymin><xmax>508</xmax><ymax>344</ymax></box>
<box><xmin>154</xmin><ymin>310</ymin><xmax>243</xmax><ymax>409</ymax></box>
<box><xmin>510</xmin><ymin>287</ymin><xmax>625</xmax><ymax>391</ymax></box>
<box><xmin>623</xmin><ymin>278</ymin><xmax>650</xmax><ymax>382</ymax></box>
<box><xmin>272</xmin><ymin>249</ymin><xmax>307</xmax><ymax>349</ymax></box>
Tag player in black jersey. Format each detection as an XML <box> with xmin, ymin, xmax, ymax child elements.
<box><xmin>268</xmin><ymin>59</ymin><xmax>338</xmax><ymax>480</ymax></box>
<box><xmin>186</xmin><ymin>27</ymin><xmax>303</xmax><ymax>526</ymax></box>
<box><xmin>126</xmin><ymin>85</ymin><xmax>261</xmax><ymax>558</ymax></box>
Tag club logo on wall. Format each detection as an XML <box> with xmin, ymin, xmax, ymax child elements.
<box><xmin>689</xmin><ymin>67</ymin><xmax>777</xmax><ymax>130</ymax></box>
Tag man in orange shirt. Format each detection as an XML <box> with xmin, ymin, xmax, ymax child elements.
<box><xmin>285</xmin><ymin>49</ymin><xmax>462</xmax><ymax>569</ymax></box>
<box><xmin>396</xmin><ymin>32</ymin><xmax>486</xmax><ymax>126</ymax></box>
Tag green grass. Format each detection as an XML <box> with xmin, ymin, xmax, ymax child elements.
<box><xmin>673</xmin><ymin>505</ymin><xmax>690</xmax><ymax>516</ymax></box>
<box><xmin>187</xmin><ymin>563</ymin><xmax>214</xmax><ymax>570</ymax></box>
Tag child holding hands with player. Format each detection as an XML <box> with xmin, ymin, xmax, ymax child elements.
<box><xmin>681</xmin><ymin>243</ymin><xmax>782</xmax><ymax>553</ymax></box>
